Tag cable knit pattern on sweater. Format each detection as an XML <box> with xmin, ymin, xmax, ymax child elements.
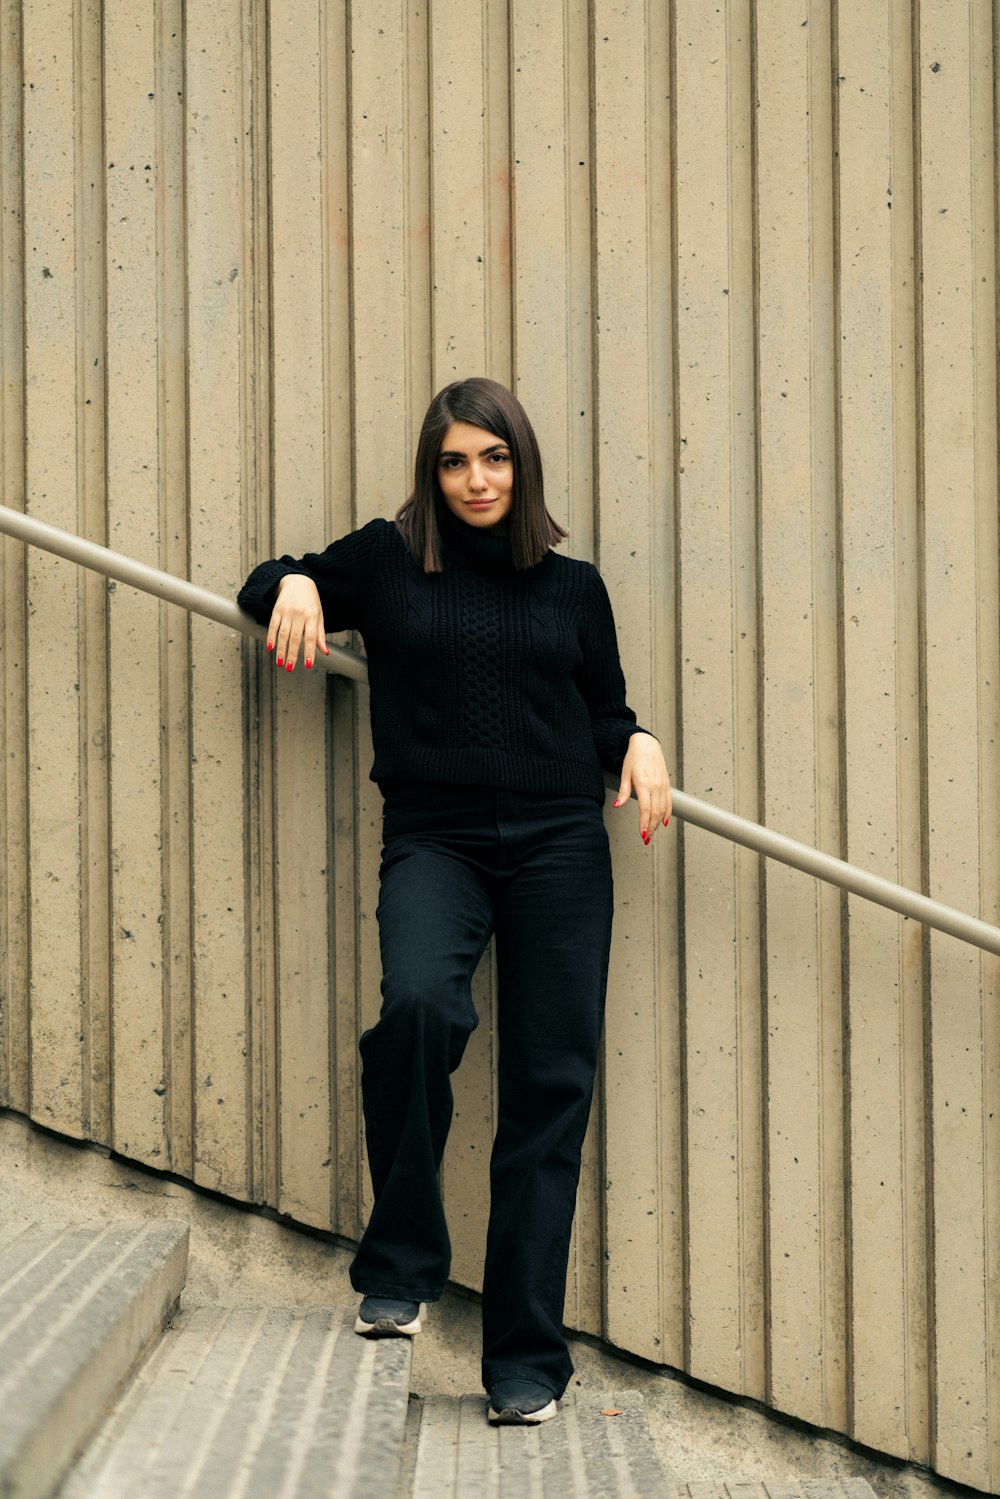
<box><xmin>236</xmin><ymin>503</ymin><xmax>656</xmax><ymax>803</ymax></box>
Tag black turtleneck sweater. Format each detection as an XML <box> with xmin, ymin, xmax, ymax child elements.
<box><xmin>236</xmin><ymin>504</ymin><xmax>656</xmax><ymax>803</ymax></box>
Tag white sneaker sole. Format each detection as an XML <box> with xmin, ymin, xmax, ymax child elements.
<box><xmin>353</xmin><ymin>1303</ymin><xmax>424</xmax><ymax>1338</ymax></box>
<box><xmin>487</xmin><ymin>1397</ymin><xmax>558</xmax><ymax>1425</ymax></box>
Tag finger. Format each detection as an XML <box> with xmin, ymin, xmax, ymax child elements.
<box><xmin>303</xmin><ymin>617</ymin><xmax>318</xmax><ymax>669</ymax></box>
<box><xmin>285</xmin><ymin>616</ymin><xmax>306</xmax><ymax>672</ymax></box>
<box><xmin>265</xmin><ymin>606</ymin><xmax>280</xmax><ymax>655</ymax></box>
<box><xmin>304</xmin><ymin>615</ymin><xmax>328</xmax><ymax>668</ymax></box>
<box><xmin>612</xmin><ymin>781</ymin><xmax>631</xmax><ymax>809</ymax></box>
<box><xmin>274</xmin><ymin>612</ymin><xmax>292</xmax><ymax>667</ymax></box>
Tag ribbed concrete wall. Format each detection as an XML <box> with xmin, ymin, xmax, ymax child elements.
<box><xmin>0</xmin><ymin>3</ymin><xmax>997</xmax><ymax>1489</ymax></box>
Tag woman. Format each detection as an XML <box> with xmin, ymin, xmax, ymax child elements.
<box><xmin>237</xmin><ymin>377</ymin><xmax>672</xmax><ymax>1425</ymax></box>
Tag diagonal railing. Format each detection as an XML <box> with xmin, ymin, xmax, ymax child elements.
<box><xmin>3</xmin><ymin>500</ymin><xmax>999</xmax><ymax>958</ymax></box>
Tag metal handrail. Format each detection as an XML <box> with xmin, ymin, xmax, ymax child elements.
<box><xmin>3</xmin><ymin>500</ymin><xmax>999</xmax><ymax>958</ymax></box>
<box><xmin>0</xmin><ymin>504</ymin><xmax>368</xmax><ymax>684</ymax></box>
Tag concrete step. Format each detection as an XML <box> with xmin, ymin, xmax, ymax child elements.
<box><xmin>56</xmin><ymin>1301</ymin><xmax>414</xmax><ymax>1498</ymax></box>
<box><xmin>0</xmin><ymin>1216</ymin><xmax>189</xmax><ymax>1499</ymax></box>
<box><xmin>401</xmin><ymin>1388</ymin><xmax>670</xmax><ymax>1498</ymax></box>
<box><xmin>680</xmin><ymin>1487</ymin><xmax>878</xmax><ymax>1499</ymax></box>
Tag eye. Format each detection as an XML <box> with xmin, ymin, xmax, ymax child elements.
<box><xmin>439</xmin><ymin>456</ymin><xmax>463</xmax><ymax>470</ymax></box>
<box><xmin>489</xmin><ymin>451</ymin><xmax>511</xmax><ymax>464</ymax></box>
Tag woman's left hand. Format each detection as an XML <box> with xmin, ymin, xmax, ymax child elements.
<box><xmin>613</xmin><ymin>732</ymin><xmax>673</xmax><ymax>846</ymax></box>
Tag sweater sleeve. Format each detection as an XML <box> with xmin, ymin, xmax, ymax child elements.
<box><xmin>578</xmin><ymin>564</ymin><xmax>658</xmax><ymax>775</ymax></box>
<box><xmin>237</xmin><ymin>517</ymin><xmax>383</xmax><ymax>633</ymax></box>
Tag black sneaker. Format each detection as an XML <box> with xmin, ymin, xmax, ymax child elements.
<box><xmin>487</xmin><ymin>1378</ymin><xmax>558</xmax><ymax>1425</ymax></box>
<box><xmin>353</xmin><ymin>1296</ymin><xmax>423</xmax><ymax>1337</ymax></box>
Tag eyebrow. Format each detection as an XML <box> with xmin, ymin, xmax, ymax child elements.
<box><xmin>438</xmin><ymin>443</ymin><xmax>508</xmax><ymax>458</ymax></box>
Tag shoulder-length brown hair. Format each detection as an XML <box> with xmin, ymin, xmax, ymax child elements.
<box><xmin>394</xmin><ymin>378</ymin><xmax>568</xmax><ymax>572</ymax></box>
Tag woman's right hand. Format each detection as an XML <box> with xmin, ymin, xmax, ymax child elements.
<box><xmin>267</xmin><ymin>574</ymin><xmax>331</xmax><ymax>671</ymax></box>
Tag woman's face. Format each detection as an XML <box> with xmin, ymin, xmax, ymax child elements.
<box><xmin>436</xmin><ymin>421</ymin><xmax>514</xmax><ymax>535</ymax></box>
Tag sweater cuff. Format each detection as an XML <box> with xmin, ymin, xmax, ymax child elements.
<box><xmin>594</xmin><ymin>722</ymin><xmax>658</xmax><ymax>776</ymax></box>
<box><xmin>236</xmin><ymin>560</ymin><xmax>300</xmax><ymax>626</ymax></box>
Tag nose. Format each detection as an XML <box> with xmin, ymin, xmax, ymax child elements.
<box><xmin>468</xmin><ymin>461</ymin><xmax>490</xmax><ymax>493</ymax></box>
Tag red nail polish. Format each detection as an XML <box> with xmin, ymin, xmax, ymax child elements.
<box><xmin>286</xmin><ymin>662</ymin><xmax>293</xmax><ymax>672</ymax></box>
<box><xmin>276</xmin><ymin>656</ymin><xmax>283</xmax><ymax>666</ymax></box>
<box><xmin>267</xmin><ymin>641</ymin><xmax>274</xmax><ymax>652</ymax></box>
<box><xmin>305</xmin><ymin>659</ymin><xmax>313</xmax><ymax>669</ymax></box>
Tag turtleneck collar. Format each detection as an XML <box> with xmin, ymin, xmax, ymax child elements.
<box><xmin>436</xmin><ymin>501</ymin><xmax>517</xmax><ymax>575</ymax></box>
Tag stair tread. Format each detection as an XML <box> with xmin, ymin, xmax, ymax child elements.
<box><xmin>0</xmin><ymin>1216</ymin><xmax>188</xmax><ymax>1499</ymax></box>
<box><xmin>58</xmin><ymin>1301</ymin><xmax>413</xmax><ymax>1499</ymax></box>
<box><xmin>680</xmin><ymin>1486</ymin><xmax>878</xmax><ymax>1499</ymax></box>
<box><xmin>404</xmin><ymin>1395</ymin><xmax>881</xmax><ymax>1499</ymax></box>
<box><xmin>407</xmin><ymin>1389</ymin><xmax>670</xmax><ymax>1498</ymax></box>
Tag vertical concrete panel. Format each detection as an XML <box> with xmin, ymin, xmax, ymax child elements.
<box><xmin>320</xmin><ymin>0</ymin><xmax>365</xmax><ymax>1243</ymax></box>
<box><xmin>403</xmin><ymin>2</ymin><xmax>432</xmax><ymax>440</ymax></box>
<box><xmin>428</xmin><ymin>0</ymin><xmax>509</xmax><ymax>386</ymax></box>
<box><xmin>155</xmin><ymin>0</ymin><xmax>194</xmax><ymax>1181</ymax></box>
<box><xmin>509</xmin><ymin>0</ymin><xmax>573</xmax><ymax>1305</ymax></box>
<box><xmin>348</xmin><ymin>0</ymin><xmax>413</xmax><ymax>1237</ymax></box>
<box><xmin>427</xmin><ymin>0</ymin><xmax>503</xmax><ymax>1294</ymax></box>
<box><xmin>510</xmin><ymin>1</ymin><xmax>591</xmax><ymax>526</ymax></box>
<box><xmin>674</xmin><ymin>0</ymin><xmax>764</xmax><ymax>1397</ymax></box>
<box><xmin>21</xmin><ymin>0</ymin><xmax>89</xmax><ymax>1136</ymax></box>
<box><xmin>644</xmin><ymin>0</ymin><xmax>683</xmax><ymax>1367</ymax></box>
<box><xmin>756</xmin><ymin>1</ymin><xmax>845</xmax><ymax>1430</ymax></box>
<box><xmin>103</xmin><ymin>2</ymin><xmax>169</xmax><ymax>1166</ymax></box>
<box><xmin>329</xmin><ymin>673</ymin><xmax>364</xmax><ymax>1240</ymax></box>
<box><xmin>837</xmin><ymin>0</ymin><xmax>928</xmax><ymax>1462</ymax></box>
<box><xmin>644</xmin><ymin>0</ymin><xmax>684</xmax><ymax>1367</ymax></box>
<box><xmin>917</xmin><ymin>3</ymin><xmax>999</xmax><ymax>1489</ymax></box>
<box><xmin>75</xmin><ymin>0</ymin><xmax>111</xmax><ymax>1148</ymax></box>
<box><xmin>442</xmin><ymin>987</ymin><xmax>493</xmax><ymax>1295</ymax></box>
<box><xmin>0</xmin><ymin>0</ymin><xmax>29</xmax><ymax>1111</ymax></box>
<box><xmin>481</xmin><ymin>1</ymin><xmax>511</xmax><ymax>387</ymax></box>
<box><xmin>269</xmin><ymin>0</ymin><xmax>335</xmax><ymax>1230</ymax></box>
<box><xmin>592</xmin><ymin>0</ymin><xmax>673</xmax><ymax>1367</ymax></box>
<box><xmin>507</xmin><ymin>2</ymin><xmax>607</xmax><ymax>1334</ymax></box>
<box><xmin>184</xmin><ymin>0</ymin><xmax>258</xmax><ymax>1197</ymax></box>
<box><xmin>965</xmin><ymin>18</ymin><xmax>1000</xmax><ymax>1490</ymax></box>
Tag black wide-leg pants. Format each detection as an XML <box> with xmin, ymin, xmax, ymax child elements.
<box><xmin>349</xmin><ymin>779</ymin><xmax>615</xmax><ymax>1400</ymax></box>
